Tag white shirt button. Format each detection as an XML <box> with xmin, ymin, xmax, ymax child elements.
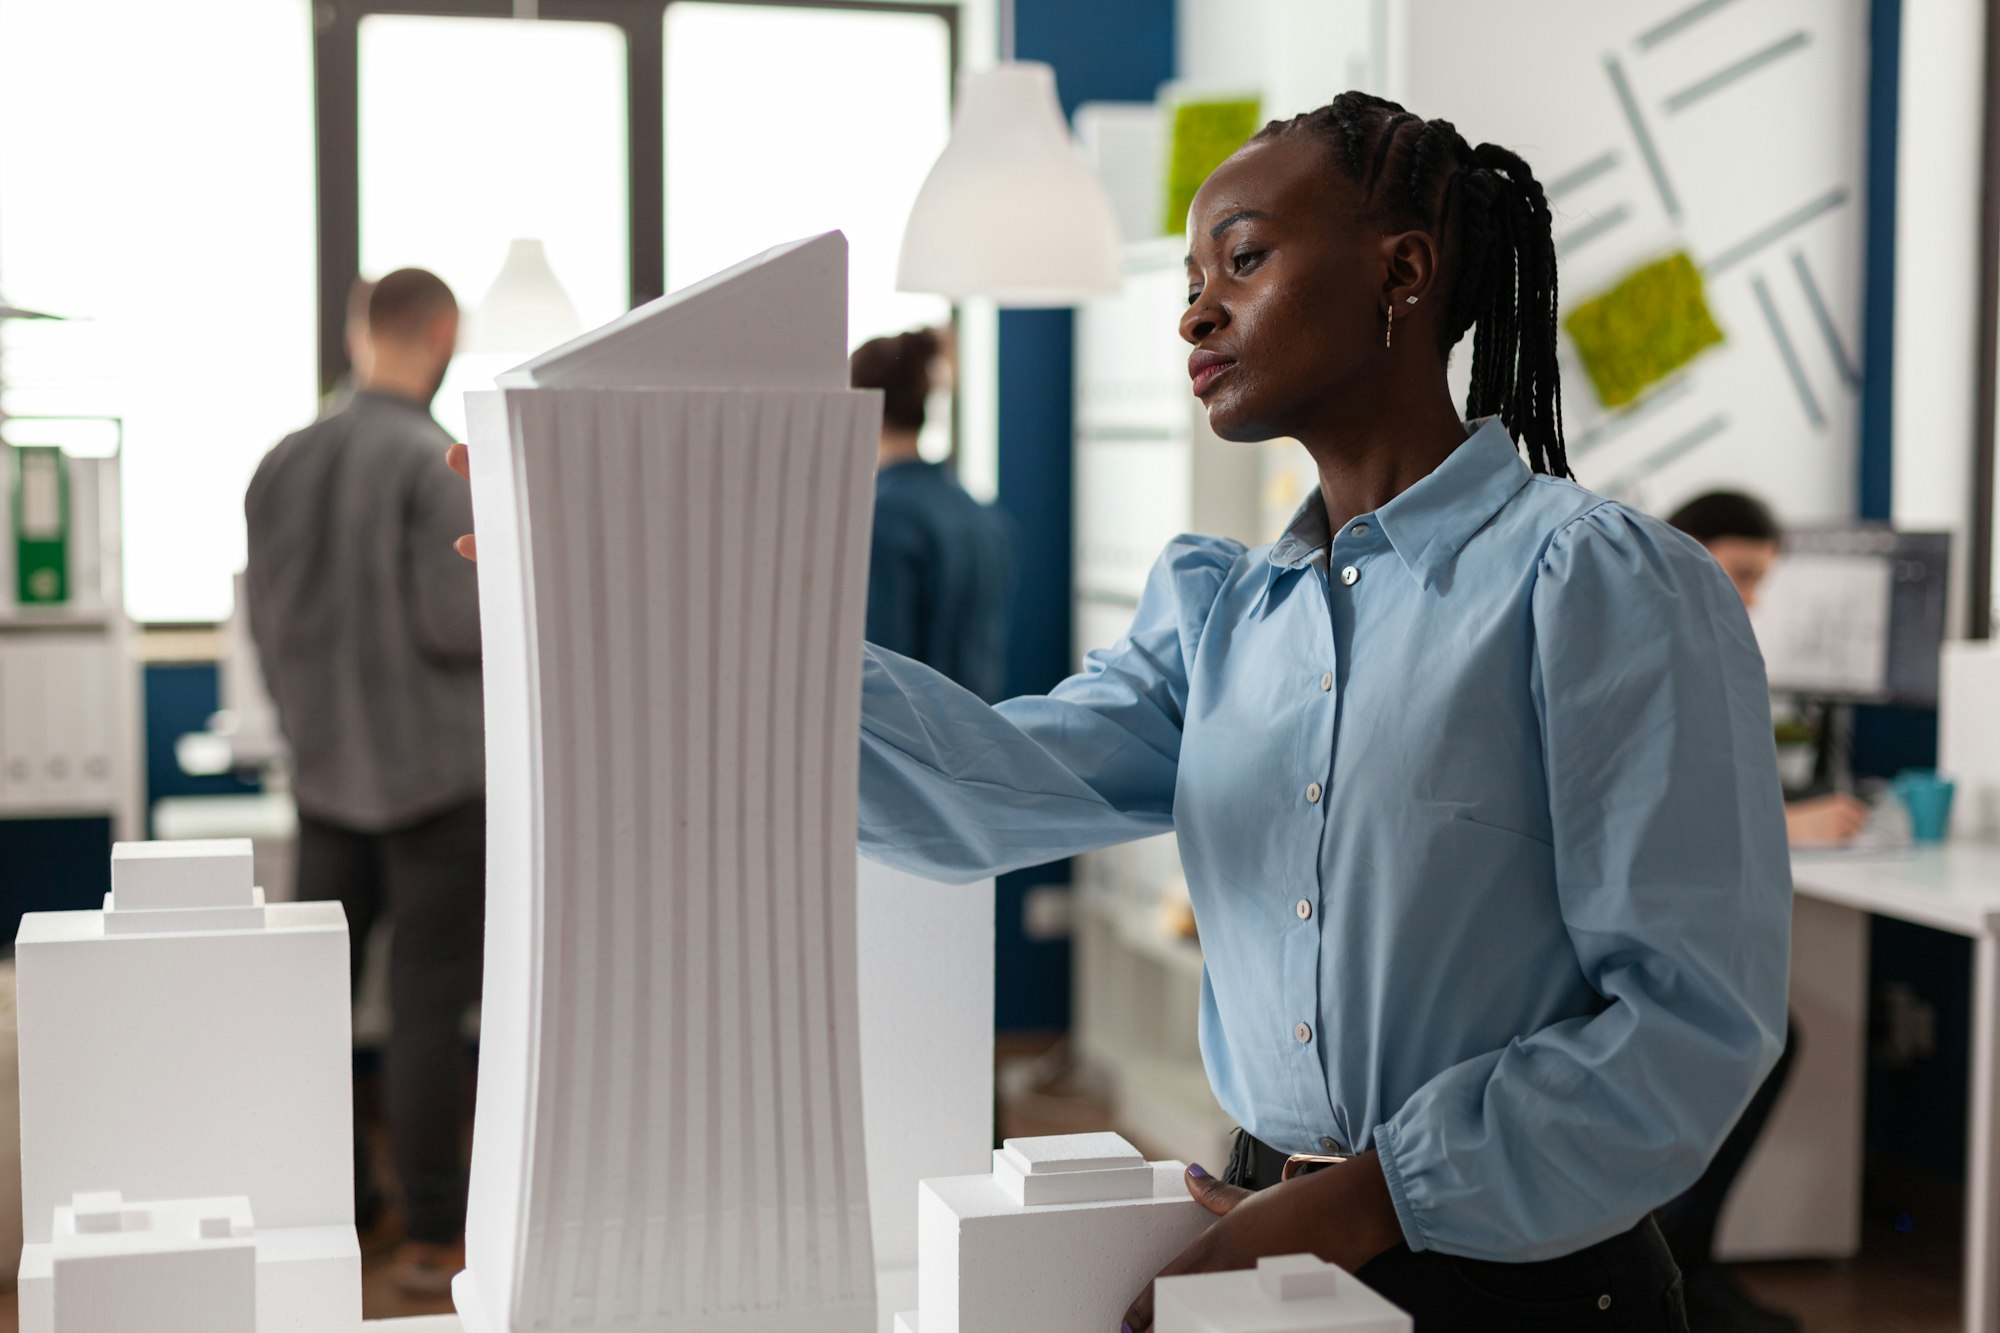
<box><xmin>1319</xmin><ymin>1136</ymin><xmax>1342</xmax><ymax>1153</ymax></box>
<box><xmin>1320</xmin><ymin>671</ymin><xmax>1333</xmax><ymax>691</ymax></box>
<box><xmin>1296</xmin><ymin>899</ymin><xmax>1313</xmax><ymax>920</ymax></box>
<box><xmin>1340</xmin><ymin>565</ymin><xmax>1360</xmax><ymax>586</ymax></box>
<box><xmin>1294</xmin><ymin>1021</ymin><xmax>1313</xmax><ymax>1044</ymax></box>
<box><xmin>1305</xmin><ymin>782</ymin><xmax>1322</xmax><ymax>804</ymax></box>
<box><xmin>1350</xmin><ymin>523</ymin><xmax>1370</xmax><ymax>537</ymax></box>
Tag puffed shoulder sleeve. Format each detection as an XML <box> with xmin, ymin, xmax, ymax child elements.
<box><xmin>857</xmin><ymin>534</ymin><xmax>1240</xmax><ymax>882</ymax></box>
<box><xmin>1374</xmin><ymin>503</ymin><xmax>1791</xmax><ymax>1260</ymax></box>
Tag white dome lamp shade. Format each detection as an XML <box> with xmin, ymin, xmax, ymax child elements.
<box><xmin>897</xmin><ymin>61</ymin><xmax>1123</xmax><ymax>307</ymax></box>
<box><xmin>468</xmin><ymin>237</ymin><xmax>582</xmax><ymax>352</ymax></box>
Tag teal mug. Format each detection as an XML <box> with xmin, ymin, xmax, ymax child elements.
<box><xmin>1892</xmin><ymin>770</ymin><xmax>1957</xmax><ymax>844</ymax></box>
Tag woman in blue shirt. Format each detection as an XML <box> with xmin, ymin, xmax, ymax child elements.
<box><xmin>857</xmin><ymin>94</ymin><xmax>1789</xmax><ymax>1331</ymax></box>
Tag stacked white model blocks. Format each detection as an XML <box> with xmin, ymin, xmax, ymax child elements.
<box><xmin>41</xmin><ymin>1193</ymin><xmax>257</xmax><ymax>1333</ymax></box>
<box><xmin>895</xmin><ymin>1133</ymin><xmax>1213</xmax><ymax>1333</ymax></box>
<box><xmin>1155</xmin><ymin>1254</ymin><xmax>1411</xmax><ymax>1332</ymax></box>
<box><xmin>14</xmin><ymin>838</ymin><xmax>358</xmax><ymax>1333</ymax></box>
<box><xmin>457</xmin><ymin>232</ymin><xmax>882</xmax><ymax>1333</ymax></box>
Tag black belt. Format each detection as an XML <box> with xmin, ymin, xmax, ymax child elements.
<box><xmin>1225</xmin><ymin>1130</ymin><xmax>1352</xmax><ymax>1190</ymax></box>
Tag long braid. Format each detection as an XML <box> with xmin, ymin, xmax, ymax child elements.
<box><xmin>1253</xmin><ymin>93</ymin><xmax>1572</xmax><ymax>478</ymax></box>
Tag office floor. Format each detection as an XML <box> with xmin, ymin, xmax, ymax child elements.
<box><xmin>0</xmin><ymin>1040</ymin><xmax>1969</xmax><ymax>1331</ymax></box>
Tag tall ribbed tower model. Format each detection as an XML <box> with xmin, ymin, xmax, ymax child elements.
<box><xmin>455</xmin><ymin>232</ymin><xmax>881</xmax><ymax>1333</ymax></box>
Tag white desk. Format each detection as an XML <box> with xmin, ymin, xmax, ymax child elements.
<box><xmin>1780</xmin><ymin>843</ymin><xmax>2000</xmax><ymax>1333</ymax></box>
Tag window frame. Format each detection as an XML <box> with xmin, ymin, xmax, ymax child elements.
<box><xmin>313</xmin><ymin>0</ymin><xmax>958</xmax><ymax>396</ymax></box>
<box><xmin>1974</xmin><ymin>0</ymin><xmax>2000</xmax><ymax>640</ymax></box>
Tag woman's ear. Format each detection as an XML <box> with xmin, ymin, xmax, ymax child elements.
<box><xmin>1380</xmin><ymin>229</ymin><xmax>1440</xmax><ymax>310</ymax></box>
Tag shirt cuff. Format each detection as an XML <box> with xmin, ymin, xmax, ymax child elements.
<box><xmin>1371</xmin><ymin>1120</ymin><xmax>1430</xmax><ymax>1254</ymax></box>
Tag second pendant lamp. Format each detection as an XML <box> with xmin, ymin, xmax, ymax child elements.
<box><xmin>897</xmin><ymin>10</ymin><xmax>1123</xmax><ymax>308</ymax></box>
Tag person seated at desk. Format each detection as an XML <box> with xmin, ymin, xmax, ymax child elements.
<box><xmin>1657</xmin><ymin>488</ymin><xmax>1870</xmax><ymax>1333</ymax></box>
<box><xmin>849</xmin><ymin>327</ymin><xmax>1014</xmax><ymax>703</ymax></box>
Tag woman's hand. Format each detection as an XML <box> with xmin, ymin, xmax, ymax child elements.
<box><xmin>1119</xmin><ymin>1152</ymin><xmax>1403</xmax><ymax>1331</ymax></box>
<box><xmin>445</xmin><ymin>442</ymin><xmax>477</xmax><ymax>561</ymax></box>
<box><xmin>1785</xmin><ymin>792</ymin><xmax>1869</xmax><ymax>848</ymax></box>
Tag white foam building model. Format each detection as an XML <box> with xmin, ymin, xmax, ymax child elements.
<box><xmin>855</xmin><ymin>858</ymin><xmax>995</xmax><ymax>1328</ymax></box>
<box><xmin>1154</xmin><ymin>1254</ymin><xmax>1412</xmax><ymax>1333</ymax></box>
<box><xmin>893</xmin><ymin>1132</ymin><xmax>1214</xmax><ymax>1333</ymax></box>
<box><xmin>41</xmin><ymin>1192</ymin><xmax>257</xmax><ymax>1333</ymax></box>
<box><xmin>14</xmin><ymin>838</ymin><xmax>359</xmax><ymax>1333</ymax></box>
<box><xmin>458</xmin><ymin>231</ymin><xmax>887</xmax><ymax>1333</ymax></box>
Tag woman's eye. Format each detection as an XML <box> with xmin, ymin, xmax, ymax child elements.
<box><xmin>1187</xmin><ymin>288</ymin><xmax>1202</xmax><ymax>307</ymax></box>
<box><xmin>1232</xmin><ymin>249</ymin><xmax>1264</xmax><ymax>272</ymax></box>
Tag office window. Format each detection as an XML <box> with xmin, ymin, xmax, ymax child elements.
<box><xmin>359</xmin><ymin>14</ymin><xmax>629</xmax><ymax>441</ymax></box>
<box><xmin>0</xmin><ymin>0</ymin><xmax>316</xmax><ymax>622</ymax></box>
<box><xmin>663</xmin><ymin>2</ymin><xmax>952</xmax><ymax>355</ymax></box>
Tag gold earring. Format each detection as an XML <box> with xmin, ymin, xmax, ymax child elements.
<box><xmin>1386</xmin><ymin>303</ymin><xmax>1394</xmax><ymax>350</ymax></box>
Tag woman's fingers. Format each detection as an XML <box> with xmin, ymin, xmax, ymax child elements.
<box><xmin>1120</xmin><ymin>1279</ymin><xmax>1154</xmax><ymax>1332</ymax></box>
<box><xmin>447</xmin><ymin>444</ymin><xmax>477</xmax><ymax>561</ymax></box>
<box><xmin>1122</xmin><ymin>1262</ymin><xmax>1192</xmax><ymax>1333</ymax></box>
<box><xmin>1183</xmin><ymin>1164</ymin><xmax>1249</xmax><ymax>1217</ymax></box>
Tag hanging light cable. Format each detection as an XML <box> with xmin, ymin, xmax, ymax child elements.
<box><xmin>895</xmin><ymin>0</ymin><xmax>1122</xmax><ymax>306</ymax></box>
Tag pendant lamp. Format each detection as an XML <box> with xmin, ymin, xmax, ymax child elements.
<box><xmin>897</xmin><ymin>49</ymin><xmax>1122</xmax><ymax>305</ymax></box>
<box><xmin>467</xmin><ymin>238</ymin><xmax>581</xmax><ymax>353</ymax></box>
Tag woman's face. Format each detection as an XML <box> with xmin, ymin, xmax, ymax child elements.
<box><xmin>1180</xmin><ymin>133</ymin><xmax>1405</xmax><ymax>443</ymax></box>
<box><xmin>1704</xmin><ymin>536</ymin><xmax>1781</xmax><ymax>609</ymax></box>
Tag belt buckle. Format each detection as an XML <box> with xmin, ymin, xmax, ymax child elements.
<box><xmin>1280</xmin><ymin>1151</ymin><xmax>1349</xmax><ymax>1182</ymax></box>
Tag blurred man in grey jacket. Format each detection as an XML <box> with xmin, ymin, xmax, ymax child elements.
<box><xmin>245</xmin><ymin>267</ymin><xmax>481</xmax><ymax>1295</ymax></box>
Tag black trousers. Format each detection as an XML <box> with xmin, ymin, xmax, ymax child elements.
<box><xmin>298</xmin><ymin>798</ymin><xmax>485</xmax><ymax>1243</ymax></box>
<box><xmin>1226</xmin><ymin>1133</ymin><xmax>1687</xmax><ymax>1332</ymax></box>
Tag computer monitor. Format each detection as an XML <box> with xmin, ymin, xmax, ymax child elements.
<box><xmin>1749</xmin><ymin>525</ymin><xmax>1951</xmax><ymax>707</ymax></box>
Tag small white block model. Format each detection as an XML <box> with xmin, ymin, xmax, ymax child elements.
<box><xmin>14</xmin><ymin>840</ymin><xmax>359</xmax><ymax>1333</ymax></box>
<box><xmin>1153</xmin><ymin>1254</ymin><xmax>1412</xmax><ymax>1332</ymax></box>
<box><xmin>991</xmin><ymin>1130</ymin><xmax>1155</xmax><ymax>1206</ymax></box>
<box><xmin>897</xmin><ymin>1132</ymin><xmax>1213</xmax><ymax>1333</ymax></box>
<box><xmin>104</xmin><ymin>837</ymin><xmax>267</xmax><ymax>934</ymax></box>
<box><xmin>110</xmin><ymin>838</ymin><xmax>256</xmax><ymax>908</ymax></box>
<box><xmin>30</xmin><ymin>1192</ymin><xmax>255</xmax><ymax>1333</ymax></box>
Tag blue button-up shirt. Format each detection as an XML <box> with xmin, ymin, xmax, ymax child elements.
<box><xmin>857</xmin><ymin>418</ymin><xmax>1791</xmax><ymax>1262</ymax></box>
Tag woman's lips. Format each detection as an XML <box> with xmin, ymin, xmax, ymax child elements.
<box><xmin>1190</xmin><ymin>357</ymin><xmax>1236</xmax><ymax>398</ymax></box>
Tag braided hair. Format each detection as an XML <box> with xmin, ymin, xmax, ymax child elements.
<box><xmin>1255</xmin><ymin>92</ymin><xmax>1570</xmax><ymax>478</ymax></box>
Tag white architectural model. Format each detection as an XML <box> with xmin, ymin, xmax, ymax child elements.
<box><xmin>1154</xmin><ymin>1254</ymin><xmax>1411</xmax><ymax>1332</ymax></box>
<box><xmin>458</xmin><ymin>231</ymin><xmax>883</xmax><ymax>1333</ymax></box>
<box><xmin>14</xmin><ymin>839</ymin><xmax>359</xmax><ymax>1333</ymax></box>
<box><xmin>856</xmin><ymin>858</ymin><xmax>995</xmax><ymax>1322</ymax></box>
<box><xmin>40</xmin><ymin>1192</ymin><xmax>256</xmax><ymax>1333</ymax></box>
<box><xmin>894</xmin><ymin>1132</ymin><xmax>1213</xmax><ymax>1333</ymax></box>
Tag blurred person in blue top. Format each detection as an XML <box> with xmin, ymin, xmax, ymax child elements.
<box><xmin>447</xmin><ymin>91</ymin><xmax>1787</xmax><ymax>1333</ymax></box>
<box><xmin>853</xmin><ymin>93</ymin><xmax>1787</xmax><ymax>1333</ymax></box>
<box><xmin>849</xmin><ymin>326</ymin><xmax>1014</xmax><ymax>702</ymax></box>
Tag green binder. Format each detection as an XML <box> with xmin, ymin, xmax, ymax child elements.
<box><xmin>13</xmin><ymin>445</ymin><xmax>68</xmax><ymax>606</ymax></box>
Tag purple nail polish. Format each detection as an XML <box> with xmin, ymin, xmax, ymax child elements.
<box><xmin>1187</xmin><ymin>1163</ymin><xmax>1209</xmax><ymax>1179</ymax></box>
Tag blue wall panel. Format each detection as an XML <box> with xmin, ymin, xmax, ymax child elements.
<box><xmin>992</xmin><ymin>0</ymin><xmax>1174</xmax><ymax>1031</ymax></box>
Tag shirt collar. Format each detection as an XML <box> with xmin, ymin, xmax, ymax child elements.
<box><xmin>1261</xmin><ymin>417</ymin><xmax>1533</xmax><ymax>599</ymax></box>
